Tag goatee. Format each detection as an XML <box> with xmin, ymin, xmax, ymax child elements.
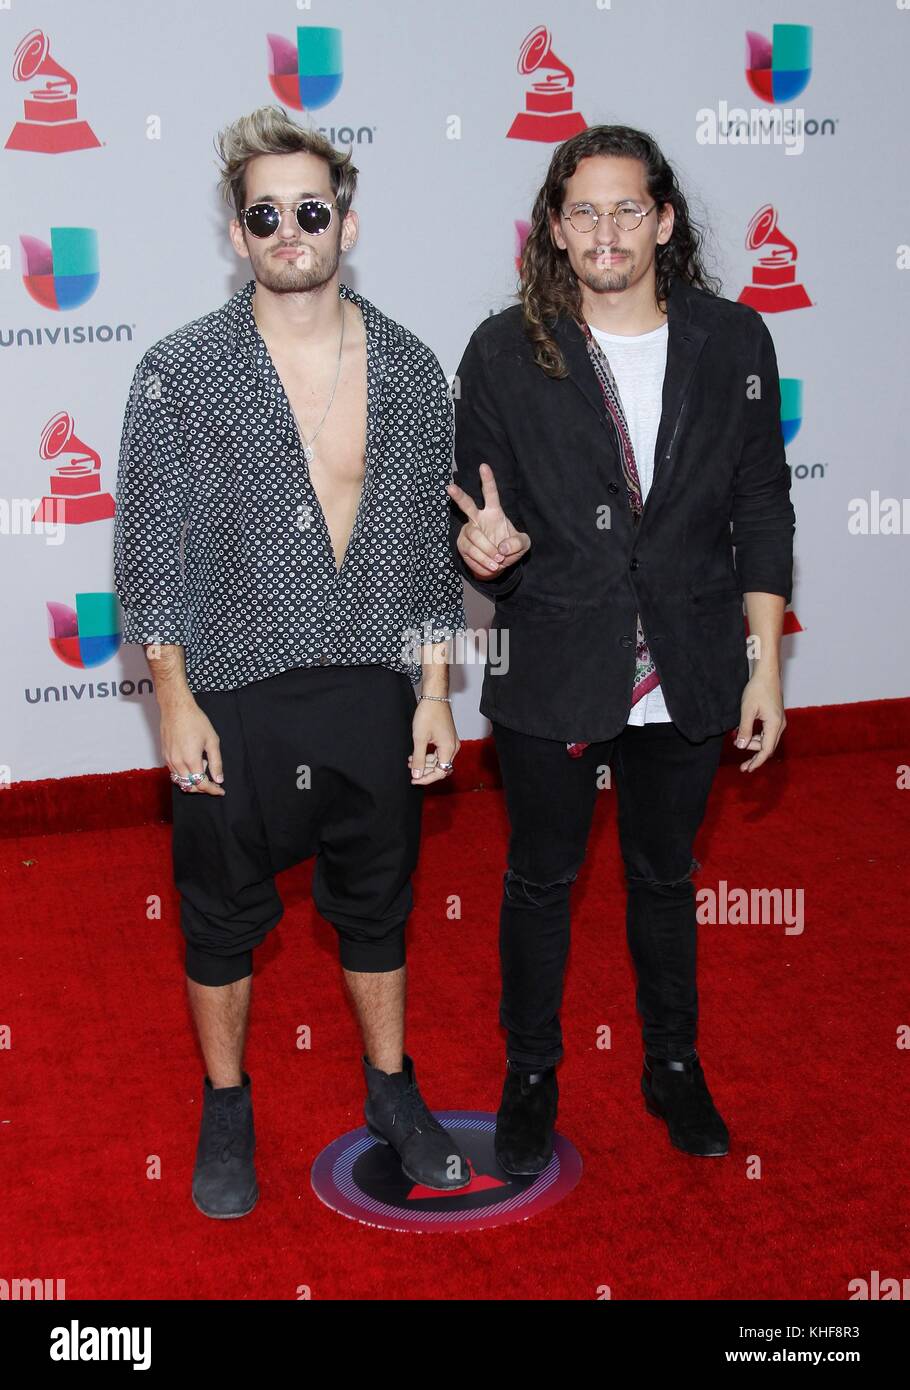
<box><xmin>254</xmin><ymin>249</ymin><xmax>340</xmax><ymax>294</ymax></box>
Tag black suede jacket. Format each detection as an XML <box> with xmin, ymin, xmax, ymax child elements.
<box><xmin>449</xmin><ymin>277</ymin><xmax>796</xmax><ymax>743</ymax></box>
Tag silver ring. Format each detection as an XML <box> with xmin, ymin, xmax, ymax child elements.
<box><xmin>171</xmin><ymin>769</ymin><xmax>208</xmax><ymax>790</ymax></box>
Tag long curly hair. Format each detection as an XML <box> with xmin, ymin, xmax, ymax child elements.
<box><xmin>519</xmin><ymin>125</ymin><xmax>721</xmax><ymax>377</ymax></box>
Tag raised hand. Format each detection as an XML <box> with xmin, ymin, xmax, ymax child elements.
<box><xmin>447</xmin><ymin>462</ymin><xmax>531</xmax><ymax>580</ymax></box>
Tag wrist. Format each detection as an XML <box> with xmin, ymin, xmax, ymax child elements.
<box><xmin>156</xmin><ymin>686</ymin><xmax>197</xmax><ymax>716</ymax></box>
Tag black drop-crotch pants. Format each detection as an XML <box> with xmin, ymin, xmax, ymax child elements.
<box><xmin>171</xmin><ymin>664</ymin><xmax>422</xmax><ymax>986</ymax></box>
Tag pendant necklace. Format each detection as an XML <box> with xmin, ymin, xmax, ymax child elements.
<box><xmin>292</xmin><ymin>304</ymin><xmax>346</xmax><ymax>466</ymax></box>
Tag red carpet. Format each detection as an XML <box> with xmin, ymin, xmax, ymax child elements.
<box><xmin>1</xmin><ymin>713</ymin><xmax>908</xmax><ymax>1299</ymax></box>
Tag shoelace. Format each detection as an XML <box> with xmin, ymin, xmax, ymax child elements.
<box><xmin>390</xmin><ymin>1083</ymin><xmax>444</xmax><ymax>1137</ymax></box>
<box><xmin>204</xmin><ymin>1094</ymin><xmax>249</xmax><ymax>1165</ymax></box>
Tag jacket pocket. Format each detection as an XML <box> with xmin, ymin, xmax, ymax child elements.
<box><xmin>689</xmin><ymin>580</ymin><xmax>742</xmax><ymax>610</ymax></box>
<box><xmin>498</xmin><ymin>592</ymin><xmax>577</xmax><ymax>616</ymax></box>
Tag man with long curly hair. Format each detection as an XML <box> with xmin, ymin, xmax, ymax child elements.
<box><xmin>448</xmin><ymin>126</ymin><xmax>795</xmax><ymax>1173</ymax></box>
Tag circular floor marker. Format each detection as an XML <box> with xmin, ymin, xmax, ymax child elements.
<box><xmin>311</xmin><ymin>1110</ymin><xmax>582</xmax><ymax>1232</ymax></box>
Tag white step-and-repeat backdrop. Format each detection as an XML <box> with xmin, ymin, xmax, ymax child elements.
<box><xmin>2</xmin><ymin>1</ymin><xmax>908</xmax><ymax>783</ymax></box>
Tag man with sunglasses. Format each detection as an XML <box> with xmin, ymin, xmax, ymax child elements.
<box><xmin>448</xmin><ymin>126</ymin><xmax>795</xmax><ymax>1174</ymax></box>
<box><xmin>114</xmin><ymin>106</ymin><xmax>469</xmax><ymax>1217</ymax></box>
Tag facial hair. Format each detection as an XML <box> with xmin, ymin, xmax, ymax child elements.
<box><xmin>579</xmin><ymin>251</ymin><xmax>632</xmax><ymax>293</ymax></box>
<box><xmin>251</xmin><ymin>232</ymin><xmax>342</xmax><ymax>294</ymax></box>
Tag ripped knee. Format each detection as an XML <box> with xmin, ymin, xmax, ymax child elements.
<box><xmin>504</xmin><ymin>865</ymin><xmax>579</xmax><ymax>907</ymax></box>
<box><xmin>626</xmin><ymin>855</ymin><xmax>701</xmax><ymax>889</ymax></box>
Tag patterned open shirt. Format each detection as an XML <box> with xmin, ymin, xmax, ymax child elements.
<box><xmin>113</xmin><ymin>278</ymin><xmax>465</xmax><ymax>692</ymax></box>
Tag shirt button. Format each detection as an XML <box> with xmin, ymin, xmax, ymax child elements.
<box><xmin>319</xmin><ymin>654</ymin><xmax>329</xmax><ymax>665</ymax></box>
<box><xmin>620</xmin><ymin>635</ymin><xmax>634</xmax><ymax>648</ymax></box>
<box><xmin>630</xmin><ymin>558</ymin><xmax>640</xmax><ymax>570</ymax></box>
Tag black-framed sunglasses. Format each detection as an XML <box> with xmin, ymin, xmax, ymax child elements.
<box><xmin>240</xmin><ymin>198</ymin><xmax>337</xmax><ymax>239</ymax></box>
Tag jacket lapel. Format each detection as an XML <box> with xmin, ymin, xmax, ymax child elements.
<box><xmin>551</xmin><ymin>278</ymin><xmax>710</xmax><ymax>511</ymax></box>
<box><xmin>650</xmin><ymin>281</ymin><xmax>709</xmax><ymax>498</ymax></box>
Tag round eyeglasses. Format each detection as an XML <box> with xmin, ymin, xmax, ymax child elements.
<box><xmin>240</xmin><ymin>198</ymin><xmax>337</xmax><ymax>239</ymax></box>
<box><xmin>562</xmin><ymin>202</ymin><xmax>657</xmax><ymax>234</ymax></box>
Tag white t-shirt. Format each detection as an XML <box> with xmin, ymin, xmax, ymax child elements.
<box><xmin>588</xmin><ymin>320</ymin><xmax>672</xmax><ymax>725</ymax></box>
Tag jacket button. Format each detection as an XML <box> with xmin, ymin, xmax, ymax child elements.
<box><xmin>620</xmin><ymin>635</ymin><xmax>634</xmax><ymax>647</ymax></box>
<box><xmin>607</xmin><ymin>482</ymin><xmax>620</xmax><ymax>495</ymax></box>
<box><xmin>629</xmin><ymin>558</ymin><xmax>640</xmax><ymax>570</ymax></box>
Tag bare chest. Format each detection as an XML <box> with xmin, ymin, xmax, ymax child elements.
<box><xmin>266</xmin><ymin>311</ymin><xmax>369</xmax><ymax>571</ymax></box>
<box><xmin>279</xmin><ymin>351</ymin><xmax>367</xmax><ymax>474</ymax></box>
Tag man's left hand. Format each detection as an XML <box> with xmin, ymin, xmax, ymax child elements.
<box><xmin>735</xmin><ymin>672</ymin><xmax>786</xmax><ymax>772</ymax></box>
<box><xmin>409</xmin><ymin>697</ymin><xmax>460</xmax><ymax>785</ymax></box>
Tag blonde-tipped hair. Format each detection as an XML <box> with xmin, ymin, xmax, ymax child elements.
<box><xmin>215</xmin><ymin>105</ymin><xmax>358</xmax><ymax>222</ymax></box>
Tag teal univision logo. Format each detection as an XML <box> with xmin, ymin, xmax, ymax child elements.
<box><xmin>780</xmin><ymin>378</ymin><xmax>802</xmax><ymax>445</ymax></box>
<box><xmin>20</xmin><ymin>227</ymin><xmax>99</xmax><ymax>310</ymax></box>
<box><xmin>745</xmin><ymin>24</ymin><xmax>812</xmax><ymax>103</ymax></box>
<box><xmin>47</xmin><ymin>592</ymin><xmax>121</xmax><ymax>668</ymax></box>
<box><xmin>267</xmin><ymin>27</ymin><xmax>343</xmax><ymax>110</ymax></box>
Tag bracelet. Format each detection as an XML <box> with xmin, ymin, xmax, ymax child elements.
<box><xmin>418</xmin><ymin>694</ymin><xmax>451</xmax><ymax>703</ymax></box>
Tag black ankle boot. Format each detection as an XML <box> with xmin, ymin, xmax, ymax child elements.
<box><xmin>494</xmin><ymin>1060</ymin><xmax>558</xmax><ymax>1175</ymax></box>
<box><xmin>641</xmin><ymin>1051</ymin><xmax>729</xmax><ymax>1156</ymax></box>
<box><xmin>362</xmin><ymin>1054</ymin><xmax>470</xmax><ymax>1190</ymax></box>
<box><xmin>192</xmin><ymin>1072</ymin><xmax>259</xmax><ymax>1218</ymax></box>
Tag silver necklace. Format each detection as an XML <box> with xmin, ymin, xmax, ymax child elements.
<box><xmin>292</xmin><ymin>304</ymin><xmax>346</xmax><ymax>466</ymax></box>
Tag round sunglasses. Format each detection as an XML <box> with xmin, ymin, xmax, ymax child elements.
<box><xmin>240</xmin><ymin>197</ymin><xmax>337</xmax><ymax>239</ymax></box>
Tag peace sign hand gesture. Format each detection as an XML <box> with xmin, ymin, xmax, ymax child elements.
<box><xmin>446</xmin><ymin>462</ymin><xmax>531</xmax><ymax>580</ymax></box>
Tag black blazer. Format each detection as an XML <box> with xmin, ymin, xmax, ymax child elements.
<box><xmin>449</xmin><ymin>277</ymin><xmax>796</xmax><ymax>744</ymax></box>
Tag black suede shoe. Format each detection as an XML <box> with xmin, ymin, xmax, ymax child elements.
<box><xmin>494</xmin><ymin>1060</ymin><xmax>558</xmax><ymax>1175</ymax></box>
<box><xmin>642</xmin><ymin>1052</ymin><xmax>729</xmax><ymax>1156</ymax></box>
<box><xmin>192</xmin><ymin>1071</ymin><xmax>259</xmax><ymax>1218</ymax></box>
<box><xmin>362</xmin><ymin>1054</ymin><xmax>470</xmax><ymax>1190</ymax></box>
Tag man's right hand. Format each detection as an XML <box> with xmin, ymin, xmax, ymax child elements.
<box><xmin>447</xmin><ymin>462</ymin><xmax>531</xmax><ymax>581</ymax></box>
<box><xmin>161</xmin><ymin>695</ymin><xmax>225</xmax><ymax>796</ymax></box>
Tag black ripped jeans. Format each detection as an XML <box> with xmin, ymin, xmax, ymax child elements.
<box><xmin>491</xmin><ymin>719</ymin><xmax>725</xmax><ymax>1071</ymax></box>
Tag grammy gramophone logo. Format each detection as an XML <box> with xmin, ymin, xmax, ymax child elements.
<box><xmin>737</xmin><ymin>204</ymin><xmax>812</xmax><ymax>313</ymax></box>
<box><xmin>507</xmin><ymin>25</ymin><xmax>586</xmax><ymax>143</ymax></box>
<box><xmin>32</xmin><ymin>410</ymin><xmax>114</xmax><ymax>525</ymax></box>
<box><xmin>5</xmin><ymin>28</ymin><xmax>101</xmax><ymax>154</ymax></box>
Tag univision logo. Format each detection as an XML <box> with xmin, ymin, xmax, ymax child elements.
<box><xmin>779</xmin><ymin>377</ymin><xmax>826</xmax><ymax>482</ymax></box>
<box><xmin>21</xmin><ymin>227</ymin><xmax>98</xmax><ymax>309</ymax></box>
<box><xmin>780</xmin><ymin>378</ymin><xmax>802</xmax><ymax>445</ymax></box>
<box><xmin>268</xmin><ymin>26</ymin><xmax>342</xmax><ymax>110</ymax></box>
<box><xmin>47</xmin><ymin>592</ymin><xmax>120</xmax><ymax>668</ymax></box>
<box><xmin>2</xmin><ymin>227</ymin><xmax>133</xmax><ymax>348</ymax></box>
<box><xmin>26</xmin><ymin>591</ymin><xmax>152</xmax><ymax>703</ymax></box>
<box><xmin>265</xmin><ymin>27</ymin><xmax>374</xmax><ymax>144</ymax></box>
<box><xmin>745</xmin><ymin>24</ymin><xmax>812</xmax><ymax>102</ymax></box>
<box><xmin>742</xmin><ymin>23</ymin><xmax>836</xmax><ymax>139</ymax></box>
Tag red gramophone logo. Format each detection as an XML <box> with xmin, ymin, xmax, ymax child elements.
<box><xmin>737</xmin><ymin>204</ymin><xmax>812</xmax><ymax>313</ymax></box>
<box><xmin>5</xmin><ymin>29</ymin><xmax>101</xmax><ymax>154</ymax></box>
<box><xmin>507</xmin><ymin>25</ymin><xmax>586</xmax><ymax>142</ymax></box>
<box><xmin>32</xmin><ymin>411</ymin><xmax>114</xmax><ymax>525</ymax></box>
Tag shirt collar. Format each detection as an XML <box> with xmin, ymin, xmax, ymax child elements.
<box><xmin>225</xmin><ymin>277</ymin><xmax>403</xmax><ymax>364</ymax></box>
